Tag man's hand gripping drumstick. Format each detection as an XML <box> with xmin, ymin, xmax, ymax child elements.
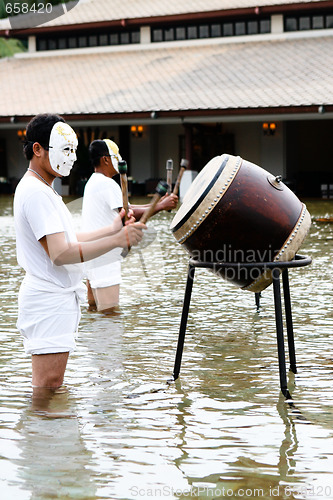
<box><xmin>118</xmin><ymin>160</ymin><xmax>129</xmax><ymax>223</ymax></box>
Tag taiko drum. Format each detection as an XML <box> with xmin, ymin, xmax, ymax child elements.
<box><xmin>170</xmin><ymin>154</ymin><xmax>311</xmax><ymax>292</ymax></box>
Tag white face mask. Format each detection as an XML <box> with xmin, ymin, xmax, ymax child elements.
<box><xmin>104</xmin><ymin>139</ymin><xmax>122</xmax><ymax>173</ymax></box>
<box><xmin>49</xmin><ymin>122</ymin><xmax>78</xmax><ymax>177</ymax></box>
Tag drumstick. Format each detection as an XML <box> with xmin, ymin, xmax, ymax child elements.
<box><xmin>166</xmin><ymin>159</ymin><xmax>173</xmax><ymax>194</ymax></box>
<box><xmin>118</xmin><ymin>160</ymin><xmax>129</xmax><ymax>223</ymax></box>
<box><xmin>173</xmin><ymin>158</ymin><xmax>188</xmax><ymax>196</ymax></box>
<box><xmin>140</xmin><ymin>181</ymin><xmax>169</xmax><ymax>224</ymax></box>
<box><xmin>121</xmin><ymin>181</ymin><xmax>168</xmax><ymax>258</ymax></box>
<box><xmin>166</xmin><ymin>159</ymin><xmax>174</xmax><ymax>212</ymax></box>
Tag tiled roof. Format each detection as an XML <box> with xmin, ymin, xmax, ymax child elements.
<box><xmin>0</xmin><ymin>0</ymin><xmax>328</xmax><ymax>30</ymax></box>
<box><xmin>0</xmin><ymin>33</ymin><xmax>332</xmax><ymax>118</ymax></box>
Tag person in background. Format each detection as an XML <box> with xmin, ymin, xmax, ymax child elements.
<box><xmin>14</xmin><ymin>114</ymin><xmax>145</xmax><ymax>393</ymax></box>
<box><xmin>81</xmin><ymin>139</ymin><xmax>178</xmax><ymax>314</ymax></box>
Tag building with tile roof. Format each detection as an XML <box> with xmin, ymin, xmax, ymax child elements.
<box><xmin>0</xmin><ymin>0</ymin><xmax>332</xmax><ymax>197</ymax></box>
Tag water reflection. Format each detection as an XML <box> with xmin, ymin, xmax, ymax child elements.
<box><xmin>0</xmin><ymin>195</ymin><xmax>333</xmax><ymax>499</ymax></box>
<box><xmin>15</xmin><ymin>390</ymin><xmax>96</xmax><ymax>499</ymax></box>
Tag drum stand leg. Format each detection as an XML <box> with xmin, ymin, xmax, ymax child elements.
<box><xmin>172</xmin><ymin>263</ymin><xmax>297</xmax><ymax>398</ymax></box>
<box><xmin>282</xmin><ymin>269</ymin><xmax>297</xmax><ymax>374</ymax></box>
<box><xmin>255</xmin><ymin>292</ymin><xmax>261</xmax><ymax>311</ymax></box>
<box><xmin>272</xmin><ymin>269</ymin><xmax>292</xmax><ymax>399</ymax></box>
<box><xmin>173</xmin><ymin>264</ymin><xmax>195</xmax><ymax>381</ymax></box>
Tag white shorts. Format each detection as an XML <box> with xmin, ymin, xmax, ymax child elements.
<box><xmin>85</xmin><ymin>261</ymin><xmax>122</xmax><ymax>289</ymax></box>
<box><xmin>17</xmin><ymin>280</ymin><xmax>81</xmax><ymax>355</ymax></box>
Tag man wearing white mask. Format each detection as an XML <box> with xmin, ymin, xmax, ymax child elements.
<box><xmin>82</xmin><ymin>139</ymin><xmax>178</xmax><ymax>314</ymax></box>
<box><xmin>14</xmin><ymin>114</ymin><xmax>146</xmax><ymax>391</ymax></box>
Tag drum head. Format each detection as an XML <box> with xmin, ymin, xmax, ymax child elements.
<box><xmin>170</xmin><ymin>155</ymin><xmax>228</xmax><ymax>232</ymax></box>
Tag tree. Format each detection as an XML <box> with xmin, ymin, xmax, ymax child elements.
<box><xmin>0</xmin><ymin>37</ymin><xmax>26</xmax><ymax>57</ymax></box>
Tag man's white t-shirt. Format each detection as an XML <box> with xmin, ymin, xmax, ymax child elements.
<box><xmin>81</xmin><ymin>172</ymin><xmax>123</xmax><ymax>273</ymax></box>
<box><xmin>14</xmin><ymin>176</ymin><xmax>83</xmax><ymax>289</ymax></box>
<box><xmin>82</xmin><ymin>172</ymin><xmax>122</xmax><ymax>230</ymax></box>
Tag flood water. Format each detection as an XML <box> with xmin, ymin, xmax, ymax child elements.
<box><xmin>0</xmin><ymin>194</ymin><xmax>332</xmax><ymax>500</ymax></box>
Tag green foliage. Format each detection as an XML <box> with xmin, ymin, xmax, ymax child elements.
<box><xmin>0</xmin><ymin>1</ymin><xmax>7</xmax><ymax>18</ymax></box>
<box><xmin>0</xmin><ymin>36</ymin><xmax>26</xmax><ymax>56</ymax></box>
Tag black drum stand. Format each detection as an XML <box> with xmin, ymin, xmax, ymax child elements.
<box><xmin>172</xmin><ymin>255</ymin><xmax>312</xmax><ymax>399</ymax></box>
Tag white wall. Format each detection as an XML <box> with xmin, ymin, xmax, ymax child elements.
<box><xmin>133</xmin><ymin>121</ymin><xmax>284</xmax><ymax>185</ymax></box>
<box><xmin>130</xmin><ymin>127</ymin><xmax>152</xmax><ymax>182</ymax></box>
<box><xmin>215</xmin><ymin>121</ymin><xmax>285</xmax><ymax>177</ymax></box>
<box><xmin>228</xmin><ymin>122</ymin><xmax>261</xmax><ymax>165</ymax></box>
<box><xmin>260</xmin><ymin>121</ymin><xmax>285</xmax><ymax>177</ymax></box>
<box><xmin>155</xmin><ymin>124</ymin><xmax>184</xmax><ymax>183</ymax></box>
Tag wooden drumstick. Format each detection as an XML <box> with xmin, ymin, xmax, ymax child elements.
<box><xmin>118</xmin><ymin>160</ymin><xmax>129</xmax><ymax>223</ymax></box>
<box><xmin>166</xmin><ymin>159</ymin><xmax>174</xmax><ymax>212</ymax></box>
<box><xmin>166</xmin><ymin>159</ymin><xmax>173</xmax><ymax>194</ymax></box>
<box><xmin>173</xmin><ymin>158</ymin><xmax>188</xmax><ymax>196</ymax></box>
<box><xmin>121</xmin><ymin>181</ymin><xmax>168</xmax><ymax>257</ymax></box>
<box><xmin>121</xmin><ymin>181</ymin><xmax>168</xmax><ymax>258</ymax></box>
<box><xmin>140</xmin><ymin>181</ymin><xmax>169</xmax><ymax>224</ymax></box>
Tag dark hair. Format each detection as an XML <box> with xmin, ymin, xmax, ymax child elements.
<box><xmin>23</xmin><ymin>113</ymin><xmax>65</xmax><ymax>160</ymax></box>
<box><xmin>88</xmin><ymin>139</ymin><xmax>109</xmax><ymax>167</ymax></box>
